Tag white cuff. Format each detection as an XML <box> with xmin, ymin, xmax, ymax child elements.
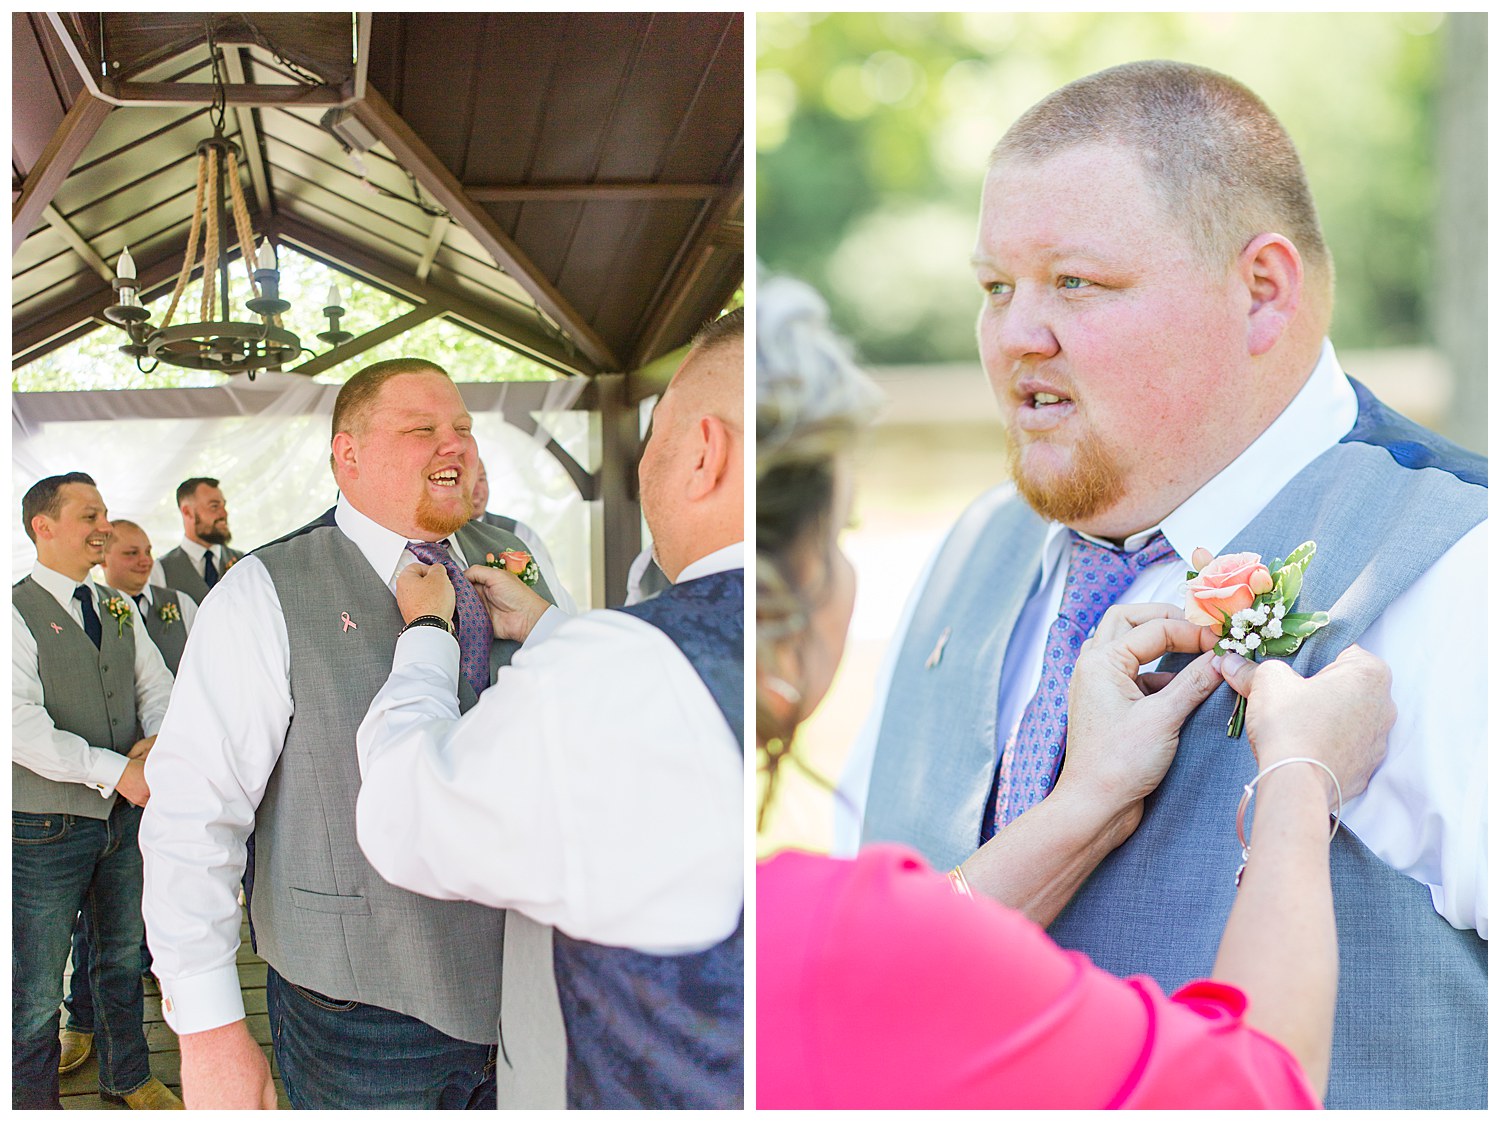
<box><xmin>159</xmin><ymin>963</ymin><xmax>247</xmax><ymax>1035</ymax></box>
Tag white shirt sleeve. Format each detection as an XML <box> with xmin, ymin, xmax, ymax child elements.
<box><xmin>1342</xmin><ymin>519</ymin><xmax>1488</xmax><ymax>937</ymax></box>
<box><xmin>177</xmin><ymin>591</ymin><xmax>199</xmax><ymax>635</ymax></box>
<box><xmin>140</xmin><ymin>557</ymin><xmax>293</xmax><ymax>1033</ymax></box>
<box><xmin>356</xmin><ymin>611</ymin><xmax>742</xmax><ymax>953</ymax></box>
<box><xmin>11</xmin><ymin>605</ymin><xmax>130</xmax><ymax>795</ymax></box>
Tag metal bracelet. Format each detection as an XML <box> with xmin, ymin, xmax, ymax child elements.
<box><xmin>400</xmin><ymin>614</ymin><xmax>454</xmax><ymax>637</ymax></box>
<box><xmin>1233</xmin><ymin>756</ymin><xmax>1343</xmax><ymax>888</ymax></box>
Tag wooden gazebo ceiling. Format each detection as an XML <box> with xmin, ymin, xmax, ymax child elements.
<box><xmin>12</xmin><ymin>12</ymin><xmax>744</xmax><ymax>378</ymax></box>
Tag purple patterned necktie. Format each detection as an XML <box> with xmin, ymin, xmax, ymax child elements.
<box><xmin>991</xmin><ymin>530</ymin><xmax>1178</xmax><ymax>831</ymax></box>
<box><xmin>405</xmin><ymin>540</ymin><xmax>492</xmax><ymax>696</ymax></box>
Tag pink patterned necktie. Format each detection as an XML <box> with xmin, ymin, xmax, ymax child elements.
<box><xmin>990</xmin><ymin>530</ymin><xmax>1178</xmax><ymax>832</ymax></box>
<box><xmin>405</xmin><ymin>539</ymin><xmax>492</xmax><ymax>696</ymax></box>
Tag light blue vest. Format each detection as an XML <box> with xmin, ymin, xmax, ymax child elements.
<box><xmin>864</xmin><ymin>381</ymin><xmax>1486</xmax><ymax>1108</ymax></box>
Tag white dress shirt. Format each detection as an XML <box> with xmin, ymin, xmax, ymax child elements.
<box><xmin>355</xmin><ymin>543</ymin><xmax>744</xmax><ymax>954</ymax></box>
<box><xmin>141</xmin><ymin>495</ymin><xmax>547</xmax><ymax>1035</ymax></box>
<box><xmin>12</xmin><ymin>563</ymin><xmax>175</xmax><ymax>796</ymax></box>
<box><xmin>127</xmin><ymin>582</ymin><xmax>199</xmax><ymax>634</ymax></box>
<box><xmin>148</xmin><ymin>535</ymin><xmax>234</xmax><ymax>589</ymax></box>
<box><xmin>840</xmin><ymin>341</ymin><xmax>1488</xmax><ymax>937</ymax></box>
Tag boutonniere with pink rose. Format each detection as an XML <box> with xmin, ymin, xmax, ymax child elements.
<box><xmin>158</xmin><ymin>601</ymin><xmax>182</xmax><ymax>627</ymax></box>
<box><xmin>484</xmin><ymin>550</ymin><xmax>541</xmax><ymax>588</ymax></box>
<box><xmin>102</xmin><ymin>595</ymin><xmax>133</xmax><ymax>638</ymax></box>
<box><xmin>1185</xmin><ymin>542</ymin><xmax>1329</xmax><ymax>738</ymax></box>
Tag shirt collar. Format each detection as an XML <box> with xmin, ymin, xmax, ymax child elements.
<box><xmin>676</xmin><ymin>541</ymin><xmax>744</xmax><ymax>583</ymax></box>
<box><xmin>133</xmin><ymin>585</ymin><xmax>156</xmax><ymax>608</ymax></box>
<box><xmin>31</xmin><ymin>562</ymin><xmax>94</xmax><ymax>609</ymax></box>
<box><xmin>1037</xmin><ymin>340</ymin><xmax>1354</xmax><ymax>582</ymax></box>
<box><xmin>334</xmin><ymin>494</ymin><xmax>471</xmax><ymax>585</ymax></box>
<box><xmin>179</xmin><ymin>536</ymin><xmax>220</xmax><ymax>566</ymax></box>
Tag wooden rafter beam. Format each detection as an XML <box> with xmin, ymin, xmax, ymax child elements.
<box><xmin>711</xmin><ymin>219</ymin><xmax>743</xmax><ymax>249</ymax></box>
<box><xmin>290</xmin><ymin>305</ymin><xmax>443</xmax><ymax>377</ymax></box>
<box><xmin>43</xmin><ymin>204</ymin><xmax>114</xmax><ymax>282</ymax></box>
<box><xmin>220</xmin><ymin>47</ymin><xmax>274</xmax><ymax>220</ymax></box>
<box><xmin>630</xmin><ymin>158</ymin><xmax>744</xmax><ymax>368</ymax></box>
<box><xmin>463</xmin><ymin>182</ymin><xmax>721</xmax><ymax>203</ymax></box>
<box><xmin>12</xmin><ymin>92</ymin><xmax>113</xmax><ymax>254</ymax></box>
<box><xmin>349</xmin><ymin>86</ymin><xmax>621</xmax><ymax>372</ymax></box>
<box><xmin>274</xmin><ymin>214</ymin><xmax>592</xmax><ymax>377</ymax></box>
<box><xmin>415</xmin><ymin>216</ymin><xmax>450</xmax><ymax>283</ymax></box>
<box><xmin>97</xmin><ymin>80</ymin><xmax>350</xmax><ymax>108</ymax></box>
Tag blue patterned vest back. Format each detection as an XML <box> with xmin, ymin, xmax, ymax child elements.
<box><xmin>865</xmin><ymin>382</ymin><xmax>1487</xmax><ymax>1108</ymax></box>
<box><xmin>551</xmin><ymin>567</ymin><xmax>744</xmax><ymax>1109</ymax></box>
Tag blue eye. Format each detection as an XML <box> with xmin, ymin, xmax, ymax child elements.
<box><xmin>1059</xmin><ymin>276</ymin><xmax>1093</xmax><ymax>290</ymax></box>
<box><xmin>986</xmin><ymin>281</ymin><xmax>1013</xmax><ymax>297</ymax></box>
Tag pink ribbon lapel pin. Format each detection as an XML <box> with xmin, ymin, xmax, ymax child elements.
<box><xmin>340</xmin><ymin>611</ymin><xmax>358</xmax><ymax>633</ymax></box>
<box><xmin>50</xmin><ymin>622</ymin><xmax>63</xmax><ymax>635</ymax></box>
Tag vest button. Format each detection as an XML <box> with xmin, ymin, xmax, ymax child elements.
<box><xmin>100</xmin><ymin>664</ymin><xmax>109</xmax><ymax>672</ymax></box>
<box><xmin>110</xmin><ymin>717</ymin><xmax>118</xmax><ymax>725</ymax></box>
<box><xmin>106</xmin><ymin>691</ymin><xmax>113</xmax><ymax>698</ymax></box>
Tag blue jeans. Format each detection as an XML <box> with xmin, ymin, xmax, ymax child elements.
<box><xmin>62</xmin><ymin>908</ymin><xmax>153</xmax><ymax>1034</ymax></box>
<box><xmin>265</xmin><ymin>966</ymin><xmax>496</xmax><ymax>1109</ymax></box>
<box><xmin>13</xmin><ymin>802</ymin><xmax>151</xmax><ymax>1108</ymax></box>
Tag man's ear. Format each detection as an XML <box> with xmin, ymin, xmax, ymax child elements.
<box><xmin>1239</xmin><ymin>233</ymin><xmax>1303</xmax><ymax>357</ymax></box>
<box><xmin>331</xmin><ymin>431</ymin><xmax>359</xmax><ymax>478</ymax></box>
<box><xmin>31</xmin><ymin>514</ymin><xmax>53</xmax><ymax>544</ymax></box>
<box><xmin>685</xmin><ymin>416</ymin><xmax>732</xmax><ymax>501</ymax></box>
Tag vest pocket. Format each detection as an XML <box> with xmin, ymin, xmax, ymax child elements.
<box><xmin>13</xmin><ymin>812</ymin><xmax>68</xmax><ymax>844</ymax></box>
<box><xmin>289</xmin><ymin>886</ymin><xmax>371</xmax><ymax>915</ymax></box>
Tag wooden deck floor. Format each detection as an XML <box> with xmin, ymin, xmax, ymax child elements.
<box><xmin>61</xmin><ymin>909</ymin><xmax>292</xmax><ymax>1109</ymax></box>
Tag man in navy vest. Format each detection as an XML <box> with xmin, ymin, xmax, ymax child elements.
<box><xmin>355</xmin><ymin>310</ymin><xmax>745</xmax><ymax>1109</ymax></box>
<box><xmin>846</xmin><ymin>62</ymin><xmax>1485</xmax><ymax>1108</ymax></box>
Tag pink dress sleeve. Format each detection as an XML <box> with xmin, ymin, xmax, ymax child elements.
<box><xmin>757</xmin><ymin>845</ymin><xmax>1320</xmax><ymax>1110</ymax></box>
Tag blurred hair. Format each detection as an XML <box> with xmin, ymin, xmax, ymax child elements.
<box><xmin>176</xmin><ymin>476</ymin><xmax>220</xmax><ymax>506</ymax></box>
<box><xmin>994</xmin><ymin>60</ymin><xmax>1333</xmax><ymax>305</ymax></box>
<box><xmin>22</xmin><ymin>472</ymin><xmax>97</xmax><ymax>543</ymax></box>
<box><xmin>757</xmin><ymin>273</ymin><xmax>883</xmax><ymax>819</ymax></box>
<box><xmin>104</xmin><ymin>518</ymin><xmax>145</xmax><ymax>548</ymax></box>
<box><xmin>329</xmin><ymin>357</ymin><xmax>450</xmax><ymax>473</ymax></box>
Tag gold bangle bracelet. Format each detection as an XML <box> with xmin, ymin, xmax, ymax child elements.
<box><xmin>947</xmin><ymin>864</ymin><xmax>974</xmax><ymax>900</ymax></box>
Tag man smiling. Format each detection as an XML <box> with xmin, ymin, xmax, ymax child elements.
<box><xmin>140</xmin><ymin>359</ymin><xmax>557</xmax><ymax>1109</ymax></box>
<box><xmin>12</xmin><ymin>473</ymin><xmax>179</xmax><ymax>1109</ymax></box>
<box><xmin>850</xmin><ymin>61</ymin><xmax>1485</xmax><ymax>1108</ymax></box>
<box><xmin>156</xmin><ymin>477</ymin><xmax>243</xmax><ymax>602</ymax></box>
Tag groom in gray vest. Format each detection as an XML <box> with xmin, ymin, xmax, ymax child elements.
<box><xmin>856</xmin><ymin>62</ymin><xmax>1485</xmax><ymax>1109</ymax></box>
<box><xmin>140</xmin><ymin>358</ymin><xmax>558</xmax><ymax>1109</ymax></box>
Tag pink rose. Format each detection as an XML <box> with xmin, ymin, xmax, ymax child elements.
<box><xmin>499</xmin><ymin>550</ymin><xmax>531</xmax><ymax>575</ymax></box>
<box><xmin>1185</xmin><ymin>548</ymin><xmax>1274</xmax><ymax>633</ymax></box>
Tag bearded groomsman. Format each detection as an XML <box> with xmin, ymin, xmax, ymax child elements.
<box><xmin>12</xmin><ymin>473</ymin><xmax>181</xmax><ymax>1109</ymax></box>
<box><xmin>154</xmin><ymin>477</ymin><xmax>243</xmax><ymax>601</ymax></box>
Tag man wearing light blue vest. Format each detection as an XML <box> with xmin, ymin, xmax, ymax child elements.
<box><xmin>846</xmin><ymin>62</ymin><xmax>1485</xmax><ymax>1109</ymax></box>
<box><xmin>355</xmin><ymin>310</ymin><xmax>745</xmax><ymax>1109</ymax></box>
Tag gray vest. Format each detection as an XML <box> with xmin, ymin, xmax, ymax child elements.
<box><xmin>250</xmin><ymin>510</ymin><xmax>552</xmax><ymax>1045</ymax></box>
<box><xmin>139</xmin><ymin>587</ymin><xmax>189</xmax><ymax>676</ymax></box>
<box><xmin>159</xmin><ymin>544</ymin><xmax>243</xmax><ymax>603</ymax></box>
<box><xmin>12</xmin><ymin>577</ymin><xmax>138</xmax><ymax>819</ymax></box>
<box><xmin>865</xmin><ymin>384</ymin><xmax>1487</xmax><ymax>1108</ymax></box>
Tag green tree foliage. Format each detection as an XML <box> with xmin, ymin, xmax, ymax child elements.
<box><xmin>758</xmin><ymin>12</ymin><xmax>1446</xmax><ymax>364</ymax></box>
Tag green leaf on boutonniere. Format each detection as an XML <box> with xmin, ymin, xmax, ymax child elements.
<box><xmin>1258</xmin><ymin>634</ymin><xmax>1304</xmax><ymax>658</ymax></box>
<box><xmin>1282</xmin><ymin>541</ymin><xmax>1317</xmax><ymax>574</ymax></box>
<box><xmin>1279</xmin><ymin>611</ymin><xmax>1329</xmax><ymax>638</ymax></box>
<box><xmin>1275</xmin><ymin>562</ymin><xmax>1302</xmax><ymax>608</ymax></box>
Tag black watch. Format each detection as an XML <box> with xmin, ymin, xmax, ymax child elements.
<box><xmin>400</xmin><ymin>614</ymin><xmax>455</xmax><ymax>637</ymax></box>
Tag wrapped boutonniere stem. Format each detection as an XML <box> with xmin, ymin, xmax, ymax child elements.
<box><xmin>484</xmin><ymin>550</ymin><xmax>541</xmax><ymax>588</ymax></box>
<box><xmin>1185</xmin><ymin>542</ymin><xmax>1330</xmax><ymax>738</ymax></box>
<box><xmin>158</xmin><ymin>601</ymin><xmax>182</xmax><ymax>627</ymax></box>
<box><xmin>102</xmin><ymin>596</ymin><xmax>133</xmax><ymax>639</ymax></box>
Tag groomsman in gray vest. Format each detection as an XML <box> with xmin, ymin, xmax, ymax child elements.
<box><xmin>140</xmin><ymin>359</ymin><xmax>559</xmax><ymax>1109</ymax></box>
<box><xmin>154</xmin><ymin>477</ymin><xmax>243</xmax><ymax>602</ymax></box>
<box><xmin>12</xmin><ymin>472</ymin><xmax>182</xmax><ymax>1109</ymax></box>
<box><xmin>849</xmin><ymin>62</ymin><xmax>1485</xmax><ymax>1109</ymax></box>
<box><xmin>470</xmin><ymin>455</ymin><xmax>576</xmax><ymax>614</ymax></box>
<box><xmin>103</xmin><ymin>520</ymin><xmax>197</xmax><ymax>675</ymax></box>
<box><xmin>355</xmin><ymin>311</ymin><xmax>745</xmax><ymax>1108</ymax></box>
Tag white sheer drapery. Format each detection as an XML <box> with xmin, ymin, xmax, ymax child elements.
<box><xmin>12</xmin><ymin>373</ymin><xmax>592</xmax><ymax>604</ymax></box>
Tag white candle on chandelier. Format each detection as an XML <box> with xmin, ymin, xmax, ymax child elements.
<box><xmin>257</xmin><ymin>240</ymin><xmax>276</xmax><ymax>271</ymax></box>
<box><xmin>327</xmin><ymin>283</ymin><xmax>341</xmax><ymax>310</ymax></box>
<box><xmin>117</xmin><ymin>246</ymin><xmax>136</xmax><ymax>281</ymax></box>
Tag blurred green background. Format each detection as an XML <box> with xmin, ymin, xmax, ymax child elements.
<box><xmin>756</xmin><ymin>12</ymin><xmax>1486</xmax><ymax>852</ymax></box>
